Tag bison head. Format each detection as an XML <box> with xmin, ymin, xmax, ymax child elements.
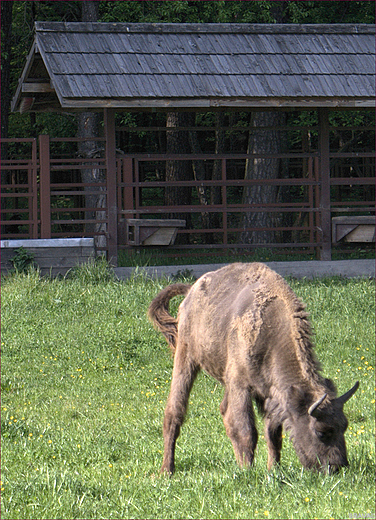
<box><xmin>287</xmin><ymin>381</ymin><xmax>359</xmax><ymax>473</ymax></box>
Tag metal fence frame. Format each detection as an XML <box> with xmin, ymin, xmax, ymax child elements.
<box><xmin>117</xmin><ymin>153</ymin><xmax>322</xmax><ymax>251</ymax></box>
<box><xmin>1</xmin><ymin>116</ymin><xmax>374</xmax><ymax>263</ymax></box>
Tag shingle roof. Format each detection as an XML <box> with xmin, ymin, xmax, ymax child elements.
<box><xmin>12</xmin><ymin>22</ymin><xmax>375</xmax><ymax>112</ymax></box>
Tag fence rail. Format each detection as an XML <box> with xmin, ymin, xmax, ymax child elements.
<box><xmin>1</xmin><ymin>131</ymin><xmax>374</xmax><ymax>262</ymax></box>
<box><xmin>116</xmin><ymin>153</ymin><xmax>322</xmax><ymax>254</ymax></box>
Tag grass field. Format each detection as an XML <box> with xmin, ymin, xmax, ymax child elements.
<box><xmin>1</xmin><ymin>261</ymin><xmax>375</xmax><ymax>520</ymax></box>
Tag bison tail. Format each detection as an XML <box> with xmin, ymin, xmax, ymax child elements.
<box><xmin>148</xmin><ymin>283</ymin><xmax>191</xmax><ymax>353</ymax></box>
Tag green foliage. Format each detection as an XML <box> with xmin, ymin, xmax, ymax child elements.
<box><xmin>66</xmin><ymin>257</ymin><xmax>117</xmax><ymax>284</ymax></box>
<box><xmin>10</xmin><ymin>246</ymin><xmax>36</xmax><ymax>274</ymax></box>
<box><xmin>1</xmin><ymin>269</ymin><xmax>375</xmax><ymax>519</ymax></box>
<box><xmin>7</xmin><ymin>0</ymin><xmax>375</xmax><ymax>147</ymax></box>
<box><xmin>99</xmin><ymin>1</ymin><xmax>375</xmax><ymax>25</ymax></box>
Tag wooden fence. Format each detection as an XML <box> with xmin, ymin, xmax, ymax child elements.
<box><xmin>1</xmin><ymin>125</ymin><xmax>374</xmax><ymax>264</ymax></box>
<box><xmin>117</xmin><ymin>153</ymin><xmax>321</xmax><ymax>249</ymax></box>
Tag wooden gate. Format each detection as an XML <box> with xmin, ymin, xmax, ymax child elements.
<box><xmin>116</xmin><ymin>153</ymin><xmax>322</xmax><ymax>254</ymax></box>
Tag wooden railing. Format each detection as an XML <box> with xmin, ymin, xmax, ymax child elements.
<box><xmin>1</xmin><ymin>131</ymin><xmax>374</xmax><ymax>262</ymax></box>
<box><xmin>117</xmin><ymin>153</ymin><xmax>322</xmax><ymax>253</ymax></box>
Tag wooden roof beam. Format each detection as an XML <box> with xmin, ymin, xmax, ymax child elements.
<box><xmin>22</xmin><ymin>82</ymin><xmax>55</xmax><ymax>93</ymax></box>
<box><xmin>61</xmin><ymin>97</ymin><xmax>375</xmax><ymax>110</ymax></box>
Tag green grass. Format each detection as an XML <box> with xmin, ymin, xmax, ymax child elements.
<box><xmin>1</xmin><ymin>263</ymin><xmax>375</xmax><ymax>519</ymax></box>
<box><xmin>118</xmin><ymin>244</ymin><xmax>375</xmax><ymax>267</ymax></box>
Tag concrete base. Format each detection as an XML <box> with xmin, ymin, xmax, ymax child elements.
<box><xmin>114</xmin><ymin>259</ymin><xmax>375</xmax><ymax>280</ymax></box>
<box><xmin>1</xmin><ymin>238</ymin><xmax>96</xmax><ymax>276</ymax></box>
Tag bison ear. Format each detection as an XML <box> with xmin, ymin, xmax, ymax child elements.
<box><xmin>323</xmin><ymin>378</ymin><xmax>337</xmax><ymax>394</ymax></box>
<box><xmin>288</xmin><ymin>385</ymin><xmax>310</xmax><ymax>415</ymax></box>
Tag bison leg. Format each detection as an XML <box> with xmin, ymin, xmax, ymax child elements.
<box><xmin>161</xmin><ymin>355</ymin><xmax>198</xmax><ymax>475</ymax></box>
<box><xmin>220</xmin><ymin>385</ymin><xmax>258</xmax><ymax>467</ymax></box>
<box><xmin>264</xmin><ymin>418</ymin><xmax>283</xmax><ymax>470</ymax></box>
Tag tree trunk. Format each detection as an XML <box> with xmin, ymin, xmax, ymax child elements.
<box><xmin>188</xmin><ymin>120</ymin><xmax>210</xmax><ymax>234</ymax></box>
<box><xmin>240</xmin><ymin>0</ymin><xmax>290</xmax><ymax>247</ymax></box>
<box><xmin>77</xmin><ymin>112</ymin><xmax>106</xmax><ymax>247</ymax></box>
<box><xmin>76</xmin><ymin>1</ymin><xmax>106</xmax><ymax>249</ymax></box>
<box><xmin>1</xmin><ymin>0</ymin><xmax>13</xmax><ymax>166</ymax></box>
<box><xmin>165</xmin><ymin>112</ymin><xmax>193</xmax><ymax>243</ymax></box>
<box><xmin>241</xmin><ymin>111</ymin><xmax>285</xmax><ymax>245</ymax></box>
<box><xmin>211</xmin><ymin>112</ymin><xmax>225</xmax><ymax>233</ymax></box>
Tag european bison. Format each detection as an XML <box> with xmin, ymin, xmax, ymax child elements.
<box><xmin>148</xmin><ymin>263</ymin><xmax>359</xmax><ymax>474</ymax></box>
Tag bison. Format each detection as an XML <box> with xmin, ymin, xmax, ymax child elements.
<box><xmin>148</xmin><ymin>263</ymin><xmax>359</xmax><ymax>474</ymax></box>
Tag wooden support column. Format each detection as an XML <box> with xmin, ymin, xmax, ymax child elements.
<box><xmin>104</xmin><ymin>108</ymin><xmax>118</xmax><ymax>266</ymax></box>
<box><xmin>222</xmin><ymin>158</ymin><xmax>227</xmax><ymax>245</ymax></box>
<box><xmin>122</xmin><ymin>157</ymin><xmax>134</xmax><ymax>216</ymax></box>
<box><xmin>31</xmin><ymin>138</ymin><xmax>39</xmax><ymax>238</ymax></box>
<box><xmin>39</xmin><ymin>134</ymin><xmax>51</xmax><ymax>238</ymax></box>
<box><xmin>318</xmin><ymin>108</ymin><xmax>331</xmax><ymax>261</ymax></box>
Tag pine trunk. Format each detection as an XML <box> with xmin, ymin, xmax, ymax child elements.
<box><xmin>165</xmin><ymin>112</ymin><xmax>193</xmax><ymax>242</ymax></box>
<box><xmin>76</xmin><ymin>1</ymin><xmax>106</xmax><ymax>249</ymax></box>
<box><xmin>241</xmin><ymin>112</ymin><xmax>284</xmax><ymax>245</ymax></box>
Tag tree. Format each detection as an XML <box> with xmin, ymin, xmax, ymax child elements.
<box><xmin>165</xmin><ymin>112</ymin><xmax>194</xmax><ymax>243</ymax></box>
<box><xmin>1</xmin><ymin>0</ymin><xmax>13</xmax><ymax>149</ymax></box>
<box><xmin>241</xmin><ymin>112</ymin><xmax>286</xmax><ymax>245</ymax></box>
<box><xmin>76</xmin><ymin>1</ymin><xmax>107</xmax><ymax>249</ymax></box>
<box><xmin>240</xmin><ymin>1</ymin><xmax>289</xmax><ymax>246</ymax></box>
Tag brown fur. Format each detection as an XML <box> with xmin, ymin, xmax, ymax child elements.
<box><xmin>147</xmin><ymin>283</ymin><xmax>191</xmax><ymax>352</ymax></box>
<box><xmin>148</xmin><ymin>263</ymin><xmax>359</xmax><ymax>474</ymax></box>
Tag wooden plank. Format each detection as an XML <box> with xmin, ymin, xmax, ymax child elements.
<box><xmin>63</xmin><ymin>97</ymin><xmax>376</xmax><ymax>110</ymax></box>
<box><xmin>332</xmin><ymin>216</ymin><xmax>375</xmax><ymax>243</ymax></box>
<box><xmin>143</xmin><ymin>227</ymin><xmax>178</xmax><ymax>246</ymax></box>
<box><xmin>35</xmin><ymin>22</ymin><xmax>375</xmax><ymax>35</ymax></box>
<box><xmin>125</xmin><ymin>218</ymin><xmax>186</xmax><ymax>227</ymax></box>
<box><xmin>39</xmin><ymin>134</ymin><xmax>51</xmax><ymax>238</ymax></box>
<box><xmin>104</xmin><ymin>108</ymin><xmax>118</xmax><ymax>265</ymax></box>
<box><xmin>332</xmin><ymin>216</ymin><xmax>375</xmax><ymax>226</ymax></box>
<box><xmin>0</xmin><ymin>238</ymin><xmax>95</xmax><ymax>248</ymax></box>
<box><xmin>344</xmin><ymin>225</ymin><xmax>375</xmax><ymax>243</ymax></box>
<box><xmin>0</xmin><ymin>247</ymin><xmax>95</xmax><ymax>270</ymax></box>
<box><xmin>0</xmin><ymin>239</ymin><xmax>96</xmax><ymax>273</ymax></box>
<box><xmin>318</xmin><ymin>108</ymin><xmax>331</xmax><ymax>260</ymax></box>
<box><xmin>22</xmin><ymin>82</ymin><xmax>54</xmax><ymax>93</ymax></box>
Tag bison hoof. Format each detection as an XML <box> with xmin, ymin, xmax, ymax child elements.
<box><xmin>160</xmin><ymin>465</ymin><xmax>175</xmax><ymax>476</ymax></box>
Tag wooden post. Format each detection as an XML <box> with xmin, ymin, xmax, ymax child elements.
<box><xmin>31</xmin><ymin>138</ymin><xmax>39</xmax><ymax>238</ymax></box>
<box><xmin>39</xmin><ymin>134</ymin><xmax>51</xmax><ymax>238</ymax></box>
<box><xmin>318</xmin><ymin>108</ymin><xmax>331</xmax><ymax>261</ymax></box>
<box><xmin>222</xmin><ymin>158</ymin><xmax>227</xmax><ymax>245</ymax></box>
<box><xmin>104</xmin><ymin>108</ymin><xmax>118</xmax><ymax>266</ymax></box>
<box><xmin>122</xmin><ymin>157</ymin><xmax>134</xmax><ymax>216</ymax></box>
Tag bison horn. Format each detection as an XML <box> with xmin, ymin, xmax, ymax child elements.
<box><xmin>336</xmin><ymin>381</ymin><xmax>360</xmax><ymax>407</ymax></box>
<box><xmin>308</xmin><ymin>393</ymin><xmax>327</xmax><ymax>417</ymax></box>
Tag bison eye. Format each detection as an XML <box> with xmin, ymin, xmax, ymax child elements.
<box><xmin>315</xmin><ymin>429</ymin><xmax>333</xmax><ymax>442</ymax></box>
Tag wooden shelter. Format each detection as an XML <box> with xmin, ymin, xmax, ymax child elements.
<box><xmin>12</xmin><ymin>22</ymin><xmax>375</xmax><ymax>111</ymax></box>
<box><xmin>7</xmin><ymin>22</ymin><xmax>375</xmax><ymax>264</ymax></box>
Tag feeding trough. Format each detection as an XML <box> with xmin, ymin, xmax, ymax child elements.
<box><xmin>119</xmin><ymin>219</ymin><xmax>186</xmax><ymax>246</ymax></box>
